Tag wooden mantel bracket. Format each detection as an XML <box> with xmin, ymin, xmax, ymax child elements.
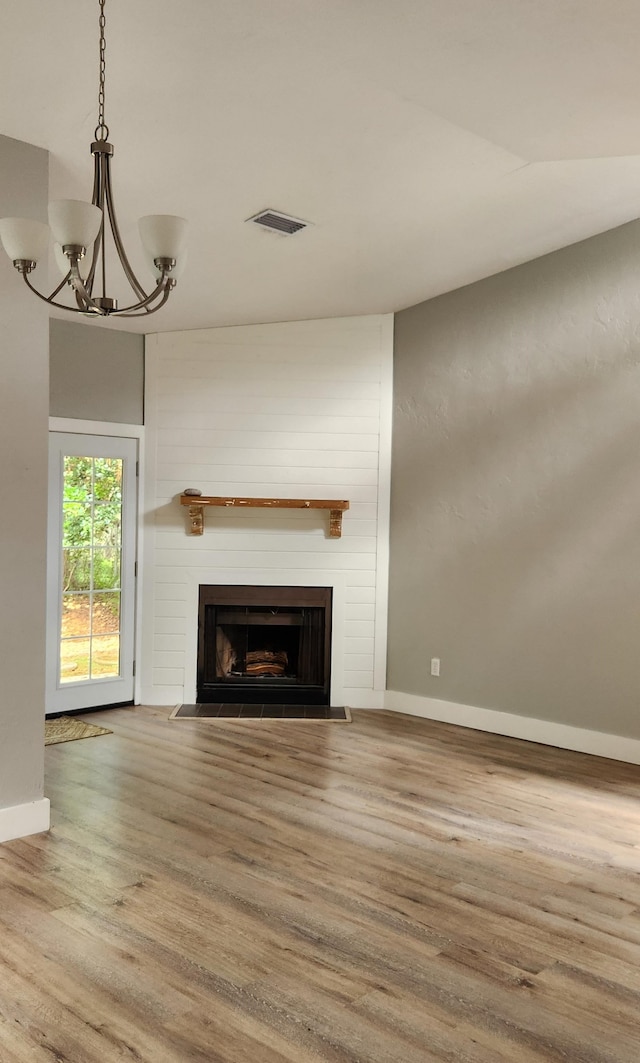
<box><xmin>180</xmin><ymin>495</ymin><xmax>350</xmax><ymax>538</ymax></box>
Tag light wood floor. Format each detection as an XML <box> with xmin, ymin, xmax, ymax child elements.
<box><xmin>1</xmin><ymin>706</ymin><xmax>640</xmax><ymax>1062</ymax></box>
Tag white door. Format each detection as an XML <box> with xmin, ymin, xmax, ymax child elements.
<box><xmin>46</xmin><ymin>433</ymin><xmax>138</xmax><ymax>714</ymax></box>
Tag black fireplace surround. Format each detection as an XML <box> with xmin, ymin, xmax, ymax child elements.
<box><xmin>197</xmin><ymin>585</ymin><xmax>332</xmax><ymax>704</ymax></box>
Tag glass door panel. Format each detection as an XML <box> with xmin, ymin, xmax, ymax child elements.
<box><xmin>47</xmin><ymin>434</ymin><xmax>137</xmax><ymax>714</ymax></box>
<box><xmin>60</xmin><ymin>455</ymin><xmax>123</xmax><ymax>684</ymax></box>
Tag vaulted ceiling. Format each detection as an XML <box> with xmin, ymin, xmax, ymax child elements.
<box><xmin>2</xmin><ymin>0</ymin><xmax>640</xmax><ymax>333</ymax></box>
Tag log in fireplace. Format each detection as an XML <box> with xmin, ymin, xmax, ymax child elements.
<box><xmin>197</xmin><ymin>585</ymin><xmax>332</xmax><ymax>704</ymax></box>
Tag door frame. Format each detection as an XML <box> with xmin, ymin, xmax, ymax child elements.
<box><xmin>48</xmin><ymin>418</ymin><xmax>145</xmax><ymax>708</ymax></box>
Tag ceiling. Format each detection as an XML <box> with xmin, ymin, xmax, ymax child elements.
<box><xmin>2</xmin><ymin>0</ymin><xmax>640</xmax><ymax>334</ymax></box>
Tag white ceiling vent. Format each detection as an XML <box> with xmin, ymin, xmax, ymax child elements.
<box><xmin>247</xmin><ymin>209</ymin><xmax>309</xmax><ymax>235</ymax></box>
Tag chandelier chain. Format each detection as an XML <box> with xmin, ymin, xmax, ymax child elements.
<box><xmin>95</xmin><ymin>0</ymin><xmax>109</xmax><ymax>140</ymax></box>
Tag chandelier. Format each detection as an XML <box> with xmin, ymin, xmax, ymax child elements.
<box><xmin>0</xmin><ymin>0</ymin><xmax>186</xmax><ymax>317</ymax></box>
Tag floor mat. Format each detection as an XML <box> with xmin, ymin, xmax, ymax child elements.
<box><xmin>45</xmin><ymin>716</ymin><xmax>113</xmax><ymax>745</ymax></box>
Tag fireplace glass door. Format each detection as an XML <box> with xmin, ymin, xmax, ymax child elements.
<box><xmin>198</xmin><ymin>586</ymin><xmax>331</xmax><ymax>704</ymax></box>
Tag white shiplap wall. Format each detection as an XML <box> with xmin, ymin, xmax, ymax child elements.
<box><xmin>141</xmin><ymin>314</ymin><xmax>393</xmax><ymax>708</ymax></box>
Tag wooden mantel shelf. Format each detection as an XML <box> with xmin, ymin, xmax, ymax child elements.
<box><xmin>180</xmin><ymin>495</ymin><xmax>350</xmax><ymax>538</ymax></box>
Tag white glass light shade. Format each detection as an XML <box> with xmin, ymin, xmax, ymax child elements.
<box><xmin>138</xmin><ymin>214</ymin><xmax>187</xmax><ymax>261</ymax></box>
<box><xmin>0</xmin><ymin>217</ymin><xmax>49</xmax><ymax>263</ymax></box>
<box><xmin>48</xmin><ymin>200</ymin><xmax>102</xmax><ymax>249</ymax></box>
<box><xmin>54</xmin><ymin>242</ymin><xmax>92</xmax><ymax>280</ymax></box>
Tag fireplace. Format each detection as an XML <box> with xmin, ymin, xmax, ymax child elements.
<box><xmin>197</xmin><ymin>585</ymin><xmax>332</xmax><ymax>704</ymax></box>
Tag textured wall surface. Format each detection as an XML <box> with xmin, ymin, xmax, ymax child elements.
<box><xmin>389</xmin><ymin>219</ymin><xmax>640</xmax><ymax>739</ymax></box>
<box><xmin>0</xmin><ymin>135</ymin><xmax>49</xmax><ymax>815</ymax></box>
<box><xmin>142</xmin><ymin>315</ymin><xmax>392</xmax><ymax>708</ymax></box>
<box><xmin>50</xmin><ymin>319</ymin><xmax>144</xmax><ymax>424</ymax></box>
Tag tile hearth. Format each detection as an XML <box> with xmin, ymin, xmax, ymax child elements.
<box><xmin>172</xmin><ymin>704</ymin><xmax>350</xmax><ymax>720</ymax></box>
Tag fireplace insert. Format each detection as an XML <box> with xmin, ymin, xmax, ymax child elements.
<box><xmin>197</xmin><ymin>585</ymin><xmax>332</xmax><ymax>704</ymax></box>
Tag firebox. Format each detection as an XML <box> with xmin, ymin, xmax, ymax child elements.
<box><xmin>197</xmin><ymin>585</ymin><xmax>332</xmax><ymax>704</ymax></box>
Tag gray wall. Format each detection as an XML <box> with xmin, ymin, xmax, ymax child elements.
<box><xmin>50</xmin><ymin>319</ymin><xmax>144</xmax><ymax>424</ymax></box>
<box><xmin>0</xmin><ymin>136</ymin><xmax>49</xmax><ymax>814</ymax></box>
<box><xmin>389</xmin><ymin>219</ymin><xmax>640</xmax><ymax>739</ymax></box>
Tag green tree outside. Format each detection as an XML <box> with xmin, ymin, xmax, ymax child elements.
<box><xmin>63</xmin><ymin>456</ymin><xmax>122</xmax><ymax>607</ymax></box>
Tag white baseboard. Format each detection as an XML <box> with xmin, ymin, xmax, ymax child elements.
<box><xmin>384</xmin><ymin>690</ymin><xmax>640</xmax><ymax>766</ymax></box>
<box><xmin>0</xmin><ymin>798</ymin><xmax>50</xmax><ymax>844</ymax></box>
<box><xmin>344</xmin><ymin>689</ymin><xmax>385</xmax><ymax>710</ymax></box>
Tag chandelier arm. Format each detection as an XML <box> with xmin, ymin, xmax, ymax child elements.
<box><xmin>85</xmin><ymin>228</ymin><xmax>101</xmax><ymax>296</ymax></box>
<box><xmin>21</xmin><ymin>256</ymin><xmax>173</xmax><ymax>319</ymax></box>
<box><xmin>46</xmin><ymin>273</ymin><xmax>72</xmax><ymax>301</ymax></box>
<box><xmin>111</xmin><ymin>274</ymin><xmax>172</xmax><ymax>315</ymax></box>
<box><xmin>90</xmin><ymin>150</ymin><xmax>110</xmax><ymax>297</ymax></box>
<box><xmin>118</xmin><ymin>284</ymin><xmax>173</xmax><ymax>317</ymax></box>
<box><xmin>101</xmin><ymin>210</ymin><xmax>107</xmax><ymax>299</ymax></box>
<box><xmin>85</xmin><ymin>153</ymin><xmax>103</xmax><ymax>294</ymax></box>
<box><xmin>104</xmin><ymin>154</ymin><xmax>149</xmax><ymax>302</ymax></box>
<box><xmin>66</xmin><ymin>260</ymin><xmax>108</xmax><ymax>313</ymax></box>
<box><xmin>75</xmin><ymin>287</ymin><xmax>90</xmax><ymax>313</ymax></box>
<box><xmin>21</xmin><ymin>271</ymin><xmax>92</xmax><ymax>314</ymax></box>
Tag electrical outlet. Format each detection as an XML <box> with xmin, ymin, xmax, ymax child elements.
<box><xmin>430</xmin><ymin>657</ymin><xmax>440</xmax><ymax>677</ymax></box>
